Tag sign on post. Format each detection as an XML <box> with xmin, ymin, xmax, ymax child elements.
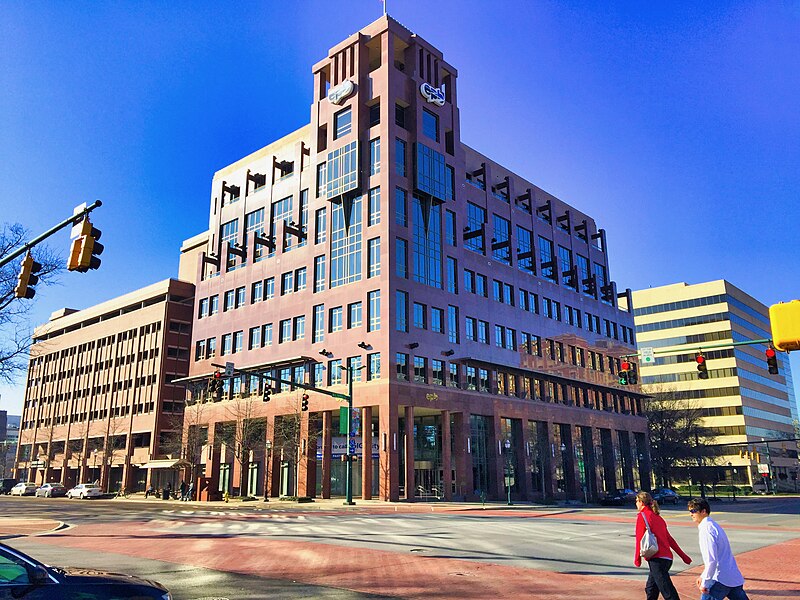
<box><xmin>757</xmin><ymin>463</ymin><xmax>770</xmax><ymax>475</ymax></box>
<box><xmin>224</xmin><ymin>362</ymin><xmax>235</xmax><ymax>377</ymax></box>
<box><xmin>640</xmin><ymin>347</ymin><xmax>655</xmax><ymax>365</ymax></box>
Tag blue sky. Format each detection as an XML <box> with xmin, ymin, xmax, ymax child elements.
<box><xmin>1</xmin><ymin>1</ymin><xmax>799</xmax><ymax>415</ymax></box>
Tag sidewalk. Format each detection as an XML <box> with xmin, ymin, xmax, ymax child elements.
<box><xmin>0</xmin><ymin>518</ymin><xmax>63</xmax><ymax>538</ymax></box>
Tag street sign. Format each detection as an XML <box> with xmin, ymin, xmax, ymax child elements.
<box><xmin>640</xmin><ymin>347</ymin><xmax>655</xmax><ymax>365</ymax></box>
<box><xmin>224</xmin><ymin>362</ymin><xmax>235</xmax><ymax>377</ymax></box>
<box><xmin>70</xmin><ymin>203</ymin><xmax>87</xmax><ymax>238</ymax></box>
<box><xmin>757</xmin><ymin>463</ymin><xmax>770</xmax><ymax>475</ymax></box>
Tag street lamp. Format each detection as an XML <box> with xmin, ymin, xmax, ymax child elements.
<box><xmin>340</xmin><ymin>363</ymin><xmax>366</xmax><ymax>506</ymax></box>
<box><xmin>91</xmin><ymin>449</ymin><xmax>98</xmax><ymax>484</ymax></box>
<box><xmin>504</xmin><ymin>439</ymin><xmax>512</xmax><ymax>506</ymax></box>
<box><xmin>560</xmin><ymin>442</ymin><xmax>567</xmax><ymax>499</ymax></box>
<box><xmin>727</xmin><ymin>461</ymin><xmax>736</xmax><ymax>502</ymax></box>
<box><xmin>264</xmin><ymin>440</ymin><xmax>273</xmax><ymax>502</ymax></box>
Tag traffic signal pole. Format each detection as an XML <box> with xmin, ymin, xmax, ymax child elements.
<box><xmin>0</xmin><ymin>201</ymin><xmax>102</xmax><ymax>270</ymax></box>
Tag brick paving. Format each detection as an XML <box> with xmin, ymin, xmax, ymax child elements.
<box><xmin>0</xmin><ymin>518</ymin><xmax>62</xmax><ymax>538</ymax></box>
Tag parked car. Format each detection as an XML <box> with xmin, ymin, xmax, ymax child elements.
<box><xmin>35</xmin><ymin>483</ymin><xmax>67</xmax><ymax>498</ymax></box>
<box><xmin>66</xmin><ymin>483</ymin><xmax>103</xmax><ymax>499</ymax></box>
<box><xmin>0</xmin><ymin>541</ymin><xmax>171</xmax><ymax>599</ymax></box>
<box><xmin>0</xmin><ymin>479</ymin><xmax>19</xmax><ymax>495</ymax></box>
<box><xmin>600</xmin><ymin>488</ymin><xmax>638</xmax><ymax>506</ymax></box>
<box><xmin>651</xmin><ymin>487</ymin><xmax>680</xmax><ymax>505</ymax></box>
<box><xmin>9</xmin><ymin>482</ymin><xmax>37</xmax><ymax>496</ymax></box>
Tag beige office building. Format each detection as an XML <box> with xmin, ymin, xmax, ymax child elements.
<box><xmin>16</xmin><ymin>279</ymin><xmax>194</xmax><ymax>491</ymax></box>
<box><xmin>630</xmin><ymin>281</ymin><xmax>798</xmax><ymax>491</ymax></box>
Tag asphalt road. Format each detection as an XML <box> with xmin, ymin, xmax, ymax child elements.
<box><xmin>2</xmin><ymin>495</ymin><xmax>798</xmax><ymax>599</ymax></box>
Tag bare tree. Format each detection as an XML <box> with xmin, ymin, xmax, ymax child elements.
<box><xmin>271</xmin><ymin>397</ymin><xmax>321</xmax><ymax>499</ymax></box>
<box><xmin>643</xmin><ymin>384</ymin><xmax>716</xmax><ymax>489</ymax></box>
<box><xmin>0</xmin><ymin>223</ymin><xmax>63</xmax><ymax>383</ymax></box>
<box><xmin>216</xmin><ymin>395</ymin><xmax>266</xmax><ymax>497</ymax></box>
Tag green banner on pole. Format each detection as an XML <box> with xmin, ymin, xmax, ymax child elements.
<box><xmin>339</xmin><ymin>406</ymin><xmax>348</xmax><ymax>435</ymax></box>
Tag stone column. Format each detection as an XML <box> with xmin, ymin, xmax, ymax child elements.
<box><xmin>404</xmin><ymin>405</ymin><xmax>415</xmax><ymax>501</ymax></box>
<box><xmin>361</xmin><ymin>406</ymin><xmax>373</xmax><ymax>500</ymax></box>
<box><xmin>452</xmin><ymin>412</ymin><xmax>473</xmax><ymax>500</ymax></box>
<box><xmin>379</xmin><ymin>400</ymin><xmax>399</xmax><ymax>501</ymax></box>
<box><xmin>441</xmin><ymin>410</ymin><xmax>452</xmax><ymax>500</ymax></box>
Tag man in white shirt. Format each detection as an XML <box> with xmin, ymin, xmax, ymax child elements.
<box><xmin>687</xmin><ymin>498</ymin><xmax>750</xmax><ymax>600</ymax></box>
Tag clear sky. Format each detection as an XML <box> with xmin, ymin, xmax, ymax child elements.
<box><xmin>1</xmin><ymin>1</ymin><xmax>799</xmax><ymax>415</ymax></box>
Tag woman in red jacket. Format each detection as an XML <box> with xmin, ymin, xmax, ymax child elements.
<box><xmin>634</xmin><ymin>491</ymin><xmax>692</xmax><ymax>600</ymax></box>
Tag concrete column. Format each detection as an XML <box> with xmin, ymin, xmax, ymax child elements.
<box><xmin>297</xmin><ymin>412</ymin><xmax>315</xmax><ymax>497</ymax></box>
<box><xmin>404</xmin><ymin>406</ymin><xmax>415</xmax><ymax>500</ymax></box>
<box><xmin>379</xmin><ymin>400</ymin><xmax>399</xmax><ymax>501</ymax></box>
<box><xmin>264</xmin><ymin>415</ymin><xmax>276</xmax><ymax>499</ymax></box>
<box><xmin>361</xmin><ymin>406</ymin><xmax>373</xmax><ymax>500</ymax></box>
<box><xmin>441</xmin><ymin>410</ymin><xmax>452</xmax><ymax>501</ymax></box>
<box><xmin>491</xmin><ymin>416</ymin><xmax>505</xmax><ymax>500</ymax></box>
<box><xmin>321</xmin><ymin>411</ymin><xmax>332</xmax><ymax>499</ymax></box>
<box><xmin>452</xmin><ymin>412</ymin><xmax>472</xmax><ymax>500</ymax></box>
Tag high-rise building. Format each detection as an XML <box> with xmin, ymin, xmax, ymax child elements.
<box><xmin>630</xmin><ymin>280</ymin><xmax>798</xmax><ymax>491</ymax></box>
<box><xmin>16</xmin><ymin>279</ymin><xmax>194</xmax><ymax>491</ymax></box>
<box><xmin>183</xmin><ymin>16</ymin><xmax>648</xmax><ymax>503</ymax></box>
<box><xmin>0</xmin><ymin>412</ymin><xmax>19</xmax><ymax>478</ymax></box>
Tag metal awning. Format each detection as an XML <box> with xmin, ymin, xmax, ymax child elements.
<box><xmin>138</xmin><ymin>459</ymin><xmax>190</xmax><ymax>469</ymax></box>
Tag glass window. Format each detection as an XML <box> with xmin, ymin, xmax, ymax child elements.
<box><xmin>445</xmin><ymin>210</ymin><xmax>456</xmax><ymax>246</ymax></box>
<box><xmin>368</xmin><ymin>187</ymin><xmax>381</xmax><ymax>225</ymax></box>
<box><xmin>314</xmin><ymin>255</ymin><xmax>326</xmax><ymax>293</ymax></box>
<box><xmin>313</xmin><ymin>304</ymin><xmax>325</xmax><ymax>343</ymax></box>
<box><xmin>246</xmin><ymin>208</ymin><xmax>265</xmax><ymax>262</ymax></box>
<box><xmin>369</xmin><ymin>138</ymin><xmax>381</xmax><ymax>176</ymax></box>
<box><xmin>368</xmin><ymin>290</ymin><xmax>381</xmax><ymax>332</ymax></box>
<box><xmin>465</xmin><ymin>202</ymin><xmax>486</xmax><ymax>254</ymax></box>
<box><xmin>251</xmin><ymin>281</ymin><xmax>263</xmax><ymax>303</ymax></box>
<box><xmin>448</xmin><ymin>305</ymin><xmax>459</xmax><ymax>343</ymax></box>
<box><xmin>368</xmin><ymin>352</ymin><xmax>381</xmax><ymax>380</ymax></box>
<box><xmin>262</xmin><ymin>324</ymin><xmax>273</xmax><ymax>346</ymax></box>
<box><xmin>395</xmin><ymin>187</ymin><xmax>407</xmax><ymax>226</ymax></box>
<box><xmin>329</xmin><ymin>306</ymin><xmax>343</xmax><ymax>333</ymax></box>
<box><xmin>396</xmin><ymin>290</ymin><xmax>408</xmax><ymax>332</ymax></box>
<box><xmin>466</xmin><ymin>316</ymin><xmax>476</xmax><ymax>341</ymax></box>
<box><xmin>369</xmin><ymin>103</ymin><xmax>380</xmax><ymax>127</ymax></box>
<box><xmin>432</xmin><ymin>359</ymin><xmax>444</xmax><ymax>385</ymax></box>
<box><xmin>295</xmin><ymin>267</ymin><xmax>307</xmax><ymax>291</ymax></box>
<box><xmin>224</xmin><ymin>290</ymin><xmax>235</xmax><ymax>311</ymax></box>
<box><xmin>235</xmin><ymin>286</ymin><xmax>245</xmax><ymax>308</ymax></box>
<box><xmin>348</xmin><ymin>302</ymin><xmax>363</xmax><ymax>329</ymax></box>
<box><xmin>517</xmin><ymin>225</ymin><xmax>535</xmax><ymax>274</ymax></box>
<box><xmin>422</xmin><ymin>109</ymin><xmax>439</xmax><ymax>142</ymax></box>
<box><xmin>329</xmin><ymin>359</ymin><xmax>343</xmax><ymax>385</ymax></box>
<box><xmin>330</xmin><ymin>194</ymin><xmax>362</xmax><ymax>287</ymax></box>
<box><xmin>492</xmin><ymin>215</ymin><xmax>511</xmax><ymax>265</ymax></box>
<box><xmin>395</xmin><ymin>138</ymin><xmax>406</xmax><ymax>177</ymax></box>
<box><xmin>476</xmin><ymin>274</ymin><xmax>487</xmax><ymax>297</ymax></box>
<box><xmin>198</xmin><ymin>298</ymin><xmax>209</xmax><ymax>318</ymax></box>
<box><xmin>220</xmin><ymin>218</ymin><xmax>239</xmax><ymax>270</ymax></box>
<box><xmin>368</xmin><ymin>237</ymin><xmax>381</xmax><ymax>278</ymax></box>
<box><xmin>559</xmin><ymin>245</ymin><xmax>575</xmax><ymax>289</ymax></box>
<box><xmin>221</xmin><ymin>333</ymin><xmax>232</xmax><ymax>355</ymax></box>
<box><xmin>431</xmin><ymin>307</ymin><xmax>444</xmax><ymax>333</ymax></box>
<box><xmin>271</xmin><ymin>195</ymin><xmax>293</xmax><ymax>254</ymax></box>
<box><xmin>415</xmin><ymin>143</ymin><xmax>447</xmax><ymax>201</ymax></box>
<box><xmin>207</xmin><ymin>337</ymin><xmax>217</xmax><ymax>357</ymax></box>
<box><xmin>315</xmin><ymin>207</ymin><xmax>327</xmax><ymax>244</ymax></box>
<box><xmin>279</xmin><ymin>319</ymin><xmax>292</xmax><ymax>343</ymax></box>
<box><xmin>396</xmin><ymin>238</ymin><xmax>408</xmax><ymax>278</ymax></box>
<box><xmin>396</xmin><ymin>353</ymin><xmax>408</xmax><ymax>381</ymax></box>
<box><xmin>411</xmin><ymin>195</ymin><xmax>443</xmax><ymax>289</ymax></box>
<box><xmin>539</xmin><ymin>236</ymin><xmax>556</xmax><ymax>282</ymax></box>
<box><xmin>316</xmin><ymin>162</ymin><xmax>326</xmax><ymax>198</ymax></box>
<box><xmin>325</xmin><ymin>141</ymin><xmax>358</xmax><ymax>198</ymax></box>
<box><xmin>395</xmin><ymin>103</ymin><xmax>407</xmax><ymax>128</ymax></box>
<box><xmin>448</xmin><ymin>363</ymin><xmax>459</xmax><ymax>387</ymax></box>
<box><xmin>414</xmin><ymin>356</ymin><xmax>427</xmax><ymax>383</ymax></box>
<box><xmin>293</xmin><ymin>315</ymin><xmax>305</xmax><ymax>340</ymax></box>
<box><xmin>413</xmin><ymin>302</ymin><xmax>426</xmax><ymax>329</ymax></box>
<box><xmin>265</xmin><ymin>277</ymin><xmax>275</xmax><ymax>300</ymax></box>
<box><xmin>446</xmin><ymin>257</ymin><xmax>457</xmax><ymax>293</ymax></box>
<box><xmin>233</xmin><ymin>330</ymin><xmax>243</xmax><ymax>353</ymax></box>
<box><xmin>281</xmin><ymin>271</ymin><xmax>294</xmax><ymax>295</ymax></box>
<box><xmin>334</xmin><ymin>107</ymin><xmax>352</xmax><ymax>138</ymax></box>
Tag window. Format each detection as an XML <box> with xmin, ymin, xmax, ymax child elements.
<box><xmin>295</xmin><ymin>267</ymin><xmax>307</xmax><ymax>291</ymax></box>
<box><xmin>293</xmin><ymin>315</ymin><xmax>305</xmax><ymax>340</ymax></box>
<box><xmin>330</xmin><ymin>194</ymin><xmax>362</xmax><ymax>287</ymax></box>
<box><xmin>281</xmin><ymin>271</ymin><xmax>294</xmax><ymax>295</ymax></box>
<box><xmin>246</xmin><ymin>207</ymin><xmax>265</xmax><ymax>262</ymax></box>
<box><xmin>396</xmin><ymin>238</ymin><xmax>408</xmax><ymax>278</ymax></box>
<box><xmin>195</xmin><ymin>340</ymin><xmax>205</xmax><ymax>360</ymax></box>
<box><xmin>368</xmin><ymin>290</ymin><xmax>381</xmax><ymax>332</ymax></box>
<box><xmin>314</xmin><ymin>255</ymin><xmax>326</xmax><ymax>293</ymax></box>
<box><xmin>448</xmin><ymin>363</ymin><xmax>459</xmax><ymax>388</ymax></box>
<box><xmin>369</xmin><ymin>103</ymin><xmax>380</xmax><ymax>127</ymax></box>
<box><xmin>492</xmin><ymin>215</ymin><xmax>511</xmax><ymax>265</ymax></box>
<box><xmin>262</xmin><ymin>324</ymin><xmax>273</xmax><ymax>346</ymax></box>
<box><xmin>465</xmin><ymin>202</ymin><xmax>486</xmax><ymax>254</ymax></box>
<box><xmin>395</xmin><ymin>103</ymin><xmax>407</xmax><ymax>129</ymax></box>
<box><xmin>466</xmin><ymin>316</ymin><xmax>476</xmax><ymax>341</ymax></box>
<box><xmin>395</xmin><ymin>138</ymin><xmax>407</xmax><ymax>177</ymax></box>
<box><xmin>325</xmin><ymin>141</ymin><xmax>358</xmax><ymax>198</ymax></box>
<box><xmin>368</xmin><ymin>237</ymin><xmax>381</xmax><ymax>277</ymax></box>
<box><xmin>412</xmin><ymin>195</ymin><xmax>442</xmax><ymax>289</ymax></box>
<box><xmin>314</xmin><ymin>363</ymin><xmax>324</xmax><ymax>386</ymax></box>
<box><xmin>415</xmin><ymin>143</ymin><xmax>447</xmax><ymax>201</ymax></box>
<box><xmin>368</xmin><ymin>187</ymin><xmax>381</xmax><ymax>225</ymax></box>
<box><xmin>559</xmin><ymin>245</ymin><xmax>575</xmax><ymax>289</ymax></box>
<box><xmin>279</xmin><ymin>319</ymin><xmax>292</xmax><ymax>343</ymax></box>
<box><xmin>233</xmin><ymin>331</ymin><xmax>243</xmax><ymax>353</ymax></box>
<box><xmin>477</xmin><ymin>320</ymin><xmax>489</xmax><ymax>344</ymax></box>
<box><xmin>198</xmin><ymin>298</ymin><xmax>209</xmax><ymax>318</ymax></box>
<box><xmin>395</xmin><ymin>187</ymin><xmax>408</xmax><ymax>226</ymax></box>
<box><xmin>413</xmin><ymin>302</ymin><xmax>427</xmax><ymax>329</ymax></box>
<box><xmin>315</xmin><ymin>207</ymin><xmax>327</xmax><ymax>244</ymax></box>
<box><xmin>368</xmin><ymin>352</ymin><xmax>381</xmax><ymax>380</ymax></box>
<box><xmin>432</xmin><ymin>359</ymin><xmax>444</xmax><ymax>385</ymax></box>
<box><xmin>221</xmin><ymin>333</ymin><xmax>232</xmax><ymax>355</ymax></box>
<box><xmin>251</xmin><ymin>281</ymin><xmax>263</xmax><ymax>303</ymax></box>
<box><xmin>422</xmin><ymin>108</ymin><xmax>439</xmax><ymax>142</ymax></box>
<box><xmin>414</xmin><ymin>356</ymin><xmax>427</xmax><ymax>383</ymax></box>
<box><xmin>517</xmin><ymin>225</ymin><xmax>535</xmax><ymax>274</ymax></box>
<box><xmin>466</xmin><ymin>366</ymin><xmax>477</xmax><ymax>390</ymax></box>
<box><xmin>207</xmin><ymin>337</ymin><xmax>217</xmax><ymax>357</ymax></box>
<box><xmin>464</xmin><ymin>270</ymin><xmax>475</xmax><ymax>294</ymax></box>
<box><xmin>316</xmin><ymin>163</ymin><xmax>326</xmax><ymax>198</ymax></box>
<box><xmin>265</xmin><ymin>277</ymin><xmax>275</xmax><ymax>300</ymax></box>
<box><xmin>493</xmin><ymin>280</ymin><xmax>502</xmax><ymax>303</ymax></box>
<box><xmin>539</xmin><ymin>236</ymin><xmax>556</xmax><ymax>282</ymax></box>
<box><xmin>334</xmin><ymin>107</ymin><xmax>352</xmax><ymax>138</ymax></box>
<box><xmin>396</xmin><ymin>353</ymin><xmax>409</xmax><ymax>381</ymax></box>
<box><xmin>329</xmin><ymin>359</ymin><xmax>343</xmax><ymax>385</ymax></box>
<box><xmin>348</xmin><ymin>302</ymin><xmax>362</xmax><ymax>328</ymax></box>
<box><xmin>476</xmin><ymin>274</ymin><xmax>487</xmax><ymax>297</ymax></box>
<box><xmin>503</xmin><ymin>283</ymin><xmax>513</xmax><ymax>306</ymax></box>
<box><xmin>431</xmin><ymin>307</ymin><xmax>444</xmax><ymax>333</ymax></box>
<box><xmin>448</xmin><ymin>305</ymin><xmax>459</xmax><ymax>343</ymax></box>
<box><xmin>271</xmin><ymin>195</ymin><xmax>293</xmax><ymax>253</ymax></box>
<box><xmin>220</xmin><ymin>219</ymin><xmax>239</xmax><ymax>270</ymax></box>
<box><xmin>445</xmin><ymin>210</ymin><xmax>456</xmax><ymax>246</ymax></box>
<box><xmin>224</xmin><ymin>290</ymin><xmax>235</xmax><ymax>312</ymax></box>
<box><xmin>299</xmin><ymin>189</ymin><xmax>308</xmax><ymax>248</ymax></box>
<box><xmin>329</xmin><ymin>307</ymin><xmax>343</xmax><ymax>333</ymax></box>
<box><xmin>577</xmin><ymin>254</ymin><xmax>591</xmax><ymax>296</ymax></box>
<box><xmin>369</xmin><ymin>138</ymin><xmax>381</xmax><ymax>175</ymax></box>
<box><xmin>249</xmin><ymin>326</ymin><xmax>261</xmax><ymax>350</ymax></box>
<box><xmin>396</xmin><ymin>290</ymin><xmax>408</xmax><ymax>332</ymax></box>
<box><xmin>235</xmin><ymin>286</ymin><xmax>245</xmax><ymax>308</ymax></box>
<box><xmin>313</xmin><ymin>305</ymin><xmax>325</xmax><ymax>343</ymax></box>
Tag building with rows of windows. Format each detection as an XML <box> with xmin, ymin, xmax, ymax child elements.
<box><xmin>184</xmin><ymin>15</ymin><xmax>649</xmax><ymax>503</ymax></box>
<box><xmin>630</xmin><ymin>280</ymin><xmax>798</xmax><ymax>492</ymax></box>
<box><xmin>15</xmin><ymin>279</ymin><xmax>194</xmax><ymax>491</ymax></box>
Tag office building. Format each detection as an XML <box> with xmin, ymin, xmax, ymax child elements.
<box><xmin>183</xmin><ymin>15</ymin><xmax>649</xmax><ymax>503</ymax></box>
<box><xmin>15</xmin><ymin>279</ymin><xmax>194</xmax><ymax>491</ymax></box>
<box><xmin>630</xmin><ymin>280</ymin><xmax>798</xmax><ymax>491</ymax></box>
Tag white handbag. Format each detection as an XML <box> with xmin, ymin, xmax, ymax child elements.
<box><xmin>640</xmin><ymin>512</ymin><xmax>659</xmax><ymax>559</ymax></box>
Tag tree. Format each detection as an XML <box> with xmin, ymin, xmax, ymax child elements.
<box><xmin>0</xmin><ymin>223</ymin><xmax>63</xmax><ymax>383</ymax></box>
<box><xmin>161</xmin><ymin>389</ymin><xmax>208</xmax><ymax>485</ymax></box>
<box><xmin>642</xmin><ymin>384</ymin><xmax>716</xmax><ymax>489</ymax></box>
<box><xmin>272</xmin><ymin>397</ymin><xmax>321</xmax><ymax>499</ymax></box>
<box><xmin>216</xmin><ymin>395</ymin><xmax>266</xmax><ymax>497</ymax></box>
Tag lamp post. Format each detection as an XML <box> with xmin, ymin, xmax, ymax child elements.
<box><xmin>504</xmin><ymin>439</ymin><xmax>512</xmax><ymax>506</ymax></box>
<box><xmin>727</xmin><ymin>461</ymin><xmax>736</xmax><ymax>502</ymax></box>
<box><xmin>560</xmin><ymin>442</ymin><xmax>567</xmax><ymax>500</ymax></box>
<box><xmin>263</xmin><ymin>440</ymin><xmax>273</xmax><ymax>502</ymax></box>
<box><xmin>341</xmin><ymin>363</ymin><xmax>365</xmax><ymax>506</ymax></box>
<box><xmin>91</xmin><ymin>449</ymin><xmax>98</xmax><ymax>484</ymax></box>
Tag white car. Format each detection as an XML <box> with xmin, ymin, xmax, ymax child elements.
<box><xmin>9</xmin><ymin>482</ymin><xmax>37</xmax><ymax>496</ymax></box>
<box><xmin>66</xmin><ymin>483</ymin><xmax>103</xmax><ymax>499</ymax></box>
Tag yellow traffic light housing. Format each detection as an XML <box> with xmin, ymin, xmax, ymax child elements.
<box><xmin>68</xmin><ymin>217</ymin><xmax>104</xmax><ymax>272</ymax></box>
<box><xmin>770</xmin><ymin>300</ymin><xmax>800</xmax><ymax>352</ymax></box>
<box><xmin>14</xmin><ymin>252</ymin><xmax>43</xmax><ymax>299</ymax></box>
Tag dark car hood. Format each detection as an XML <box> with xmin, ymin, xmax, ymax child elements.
<box><xmin>53</xmin><ymin>566</ymin><xmax>167</xmax><ymax>590</ymax></box>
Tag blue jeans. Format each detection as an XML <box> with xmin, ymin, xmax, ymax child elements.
<box><xmin>700</xmin><ymin>582</ymin><xmax>749</xmax><ymax>600</ymax></box>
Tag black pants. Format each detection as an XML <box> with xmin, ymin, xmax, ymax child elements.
<box><xmin>646</xmin><ymin>558</ymin><xmax>680</xmax><ymax>600</ymax></box>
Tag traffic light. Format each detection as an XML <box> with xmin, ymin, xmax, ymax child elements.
<box><xmin>207</xmin><ymin>371</ymin><xmax>224</xmax><ymax>400</ymax></box>
<box><xmin>262</xmin><ymin>384</ymin><xmax>272</xmax><ymax>402</ymax></box>
<box><xmin>68</xmin><ymin>217</ymin><xmax>104</xmax><ymax>272</ymax></box>
<box><xmin>618</xmin><ymin>359</ymin><xmax>631</xmax><ymax>385</ymax></box>
<box><xmin>301</xmin><ymin>393</ymin><xmax>309</xmax><ymax>412</ymax></box>
<box><xmin>765</xmin><ymin>347</ymin><xmax>779</xmax><ymax>375</ymax></box>
<box><xmin>14</xmin><ymin>252</ymin><xmax>43</xmax><ymax>299</ymax></box>
<box><xmin>696</xmin><ymin>353</ymin><xmax>709</xmax><ymax>379</ymax></box>
<box><xmin>627</xmin><ymin>363</ymin><xmax>638</xmax><ymax>385</ymax></box>
<box><xmin>769</xmin><ymin>300</ymin><xmax>800</xmax><ymax>352</ymax></box>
